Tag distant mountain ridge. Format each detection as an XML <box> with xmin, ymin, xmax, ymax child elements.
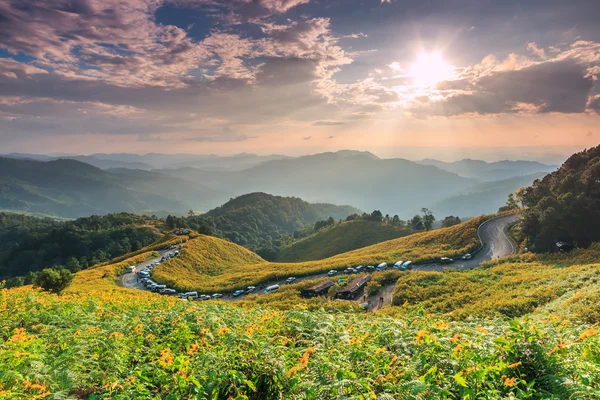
<box><xmin>417</xmin><ymin>158</ymin><xmax>557</xmax><ymax>181</ymax></box>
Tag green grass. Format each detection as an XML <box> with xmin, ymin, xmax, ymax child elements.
<box><xmin>152</xmin><ymin>215</ymin><xmax>488</xmax><ymax>293</ymax></box>
<box><xmin>387</xmin><ymin>244</ymin><xmax>600</xmax><ymax>321</ymax></box>
<box><xmin>276</xmin><ymin>219</ymin><xmax>413</xmax><ymax>262</ymax></box>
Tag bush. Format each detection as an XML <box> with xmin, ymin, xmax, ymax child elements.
<box><xmin>34</xmin><ymin>267</ymin><xmax>73</xmax><ymax>294</ymax></box>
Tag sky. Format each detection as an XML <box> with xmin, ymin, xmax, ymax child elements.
<box><xmin>0</xmin><ymin>0</ymin><xmax>599</xmax><ymax>162</ymax></box>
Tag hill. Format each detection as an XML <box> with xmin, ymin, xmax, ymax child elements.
<box><xmin>185</xmin><ymin>192</ymin><xmax>361</xmax><ymax>253</ymax></box>
<box><xmin>417</xmin><ymin>158</ymin><xmax>557</xmax><ymax>181</ymax></box>
<box><xmin>160</xmin><ymin>151</ymin><xmax>476</xmax><ymax>218</ymax></box>
<box><xmin>427</xmin><ymin>172</ymin><xmax>546</xmax><ymax>218</ymax></box>
<box><xmin>151</xmin><ymin>215</ymin><xmax>486</xmax><ymax>293</ymax></box>
<box><xmin>2</xmin><ymin>242</ymin><xmax>599</xmax><ymax>398</ymax></box>
<box><xmin>275</xmin><ymin>219</ymin><xmax>412</xmax><ymax>262</ymax></box>
<box><xmin>0</xmin><ymin>157</ymin><xmax>222</xmax><ymax>218</ymax></box>
<box><xmin>520</xmin><ymin>145</ymin><xmax>600</xmax><ymax>252</ymax></box>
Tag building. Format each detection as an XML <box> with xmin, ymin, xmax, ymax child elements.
<box><xmin>335</xmin><ymin>274</ymin><xmax>371</xmax><ymax>300</ymax></box>
<box><xmin>301</xmin><ymin>280</ymin><xmax>335</xmax><ymax>298</ymax></box>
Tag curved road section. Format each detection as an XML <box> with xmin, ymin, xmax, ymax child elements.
<box><xmin>121</xmin><ymin>214</ymin><xmax>520</xmax><ymax>302</ymax></box>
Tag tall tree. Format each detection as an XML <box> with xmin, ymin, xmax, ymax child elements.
<box><xmin>421</xmin><ymin>208</ymin><xmax>435</xmax><ymax>231</ymax></box>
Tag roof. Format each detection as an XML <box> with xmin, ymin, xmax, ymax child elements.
<box><xmin>306</xmin><ymin>280</ymin><xmax>334</xmax><ymax>292</ymax></box>
<box><xmin>337</xmin><ymin>274</ymin><xmax>371</xmax><ymax>294</ymax></box>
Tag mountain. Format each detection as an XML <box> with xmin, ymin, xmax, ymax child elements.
<box><xmin>275</xmin><ymin>219</ymin><xmax>412</xmax><ymax>262</ymax></box>
<box><xmin>193</xmin><ymin>192</ymin><xmax>361</xmax><ymax>252</ymax></box>
<box><xmin>417</xmin><ymin>158</ymin><xmax>557</xmax><ymax>181</ymax></box>
<box><xmin>64</xmin><ymin>156</ymin><xmax>153</xmax><ymax>170</ymax></box>
<box><xmin>427</xmin><ymin>172</ymin><xmax>546</xmax><ymax>218</ymax></box>
<box><xmin>160</xmin><ymin>151</ymin><xmax>476</xmax><ymax>218</ymax></box>
<box><xmin>0</xmin><ymin>157</ymin><xmax>222</xmax><ymax>218</ymax></box>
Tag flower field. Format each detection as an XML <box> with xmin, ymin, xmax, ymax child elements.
<box><xmin>2</xmin><ymin>280</ymin><xmax>600</xmax><ymax>399</ymax></box>
<box><xmin>151</xmin><ymin>216</ymin><xmax>488</xmax><ymax>293</ymax></box>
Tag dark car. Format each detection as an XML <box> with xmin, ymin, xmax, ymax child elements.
<box><xmin>440</xmin><ymin>257</ymin><xmax>454</xmax><ymax>264</ymax></box>
<box><xmin>556</xmin><ymin>242</ymin><xmax>573</xmax><ymax>252</ymax></box>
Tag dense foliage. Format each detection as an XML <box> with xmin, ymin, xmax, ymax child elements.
<box><xmin>520</xmin><ymin>145</ymin><xmax>600</xmax><ymax>251</ymax></box>
<box><xmin>1</xmin><ymin>257</ymin><xmax>599</xmax><ymax>399</ymax></box>
<box><xmin>151</xmin><ymin>216</ymin><xmax>486</xmax><ymax>293</ymax></box>
<box><xmin>390</xmin><ymin>244</ymin><xmax>600</xmax><ymax>321</ymax></box>
<box><xmin>0</xmin><ymin>212</ymin><xmax>158</xmax><ymax>279</ymax></box>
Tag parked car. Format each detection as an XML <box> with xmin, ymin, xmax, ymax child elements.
<box><xmin>366</xmin><ymin>265</ymin><xmax>375</xmax><ymax>271</ymax></box>
<box><xmin>401</xmin><ymin>261</ymin><xmax>413</xmax><ymax>270</ymax></box>
<box><xmin>265</xmin><ymin>284</ymin><xmax>280</xmax><ymax>293</ymax></box>
<box><xmin>232</xmin><ymin>290</ymin><xmax>245</xmax><ymax>297</ymax></box>
<box><xmin>181</xmin><ymin>291</ymin><xmax>198</xmax><ymax>299</ymax></box>
<box><xmin>327</xmin><ymin>270</ymin><xmax>338</xmax><ymax>276</ymax></box>
<box><xmin>286</xmin><ymin>277</ymin><xmax>296</xmax><ymax>284</ymax></box>
<box><xmin>440</xmin><ymin>257</ymin><xmax>454</xmax><ymax>264</ymax></box>
<box><xmin>161</xmin><ymin>288</ymin><xmax>177</xmax><ymax>295</ymax></box>
<box><xmin>151</xmin><ymin>284</ymin><xmax>166</xmax><ymax>292</ymax></box>
<box><xmin>212</xmin><ymin>293</ymin><xmax>223</xmax><ymax>299</ymax></box>
<box><xmin>197</xmin><ymin>295</ymin><xmax>211</xmax><ymax>301</ymax></box>
<box><xmin>462</xmin><ymin>253</ymin><xmax>473</xmax><ymax>260</ymax></box>
<box><xmin>344</xmin><ymin>268</ymin><xmax>355</xmax><ymax>274</ymax></box>
<box><xmin>246</xmin><ymin>286</ymin><xmax>256</xmax><ymax>294</ymax></box>
<box><xmin>355</xmin><ymin>265</ymin><xmax>364</xmax><ymax>272</ymax></box>
<box><xmin>127</xmin><ymin>265</ymin><xmax>135</xmax><ymax>273</ymax></box>
<box><xmin>377</xmin><ymin>262</ymin><xmax>388</xmax><ymax>271</ymax></box>
<box><xmin>393</xmin><ymin>260</ymin><xmax>404</xmax><ymax>269</ymax></box>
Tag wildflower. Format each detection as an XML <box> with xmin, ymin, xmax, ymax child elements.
<box><xmin>108</xmin><ymin>332</ymin><xmax>123</xmax><ymax>340</ymax></box>
<box><xmin>201</xmin><ymin>328</ymin><xmax>210</xmax><ymax>335</ymax></box>
<box><xmin>299</xmin><ymin>347</ymin><xmax>315</xmax><ymax>369</ymax></box>
<box><xmin>449</xmin><ymin>333</ymin><xmax>461</xmax><ymax>344</ymax></box>
<box><xmin>158</xmin><ymin>348</ymin><xmax>174</xmax><ymax>367</ymax></box>
<box><xmin>389</xmin><ymin>355</ymin><xmax>398</xmax><ymax>366</ymax></box>
<box><xmin>434</xmin><ymin>321</ymin><xmax>449</xmax><ymax>330</ymax></box>
<box><xmin>415</xmin><ymin>329</ymin><xmax>429</xmax><ymax>343</ymax></box>
<box><xmin>9</xmin><ymin>328</ymin><xmax>29</xmax><ymax>343</ymax></box>
<box><xmin>508</xmin><ymin>362</ymin><xmax>522</xmax><ymax>369</ymax></box>
<box><xmin>476</xmin><ymin>327</ymin><xmax>489</xmax><ymax>335</ymax></box>
<box><xmin>188</xmin><ymin>343</ymin><xmax>200</xmax><ymax>355</ymax></box>
<box><xmin>453</xmin><ymin>344</ymin><xmax>464</xmax><ymax>355</ymax></box>
<box><xmin>287</xmin><ymin>366</ymin><xmax>298</xmax><ymax>377</ymax></box>
<box><xmin>579</xmin><ymin>327</ymin><xmax>598</xmax><ymax>340</ymax></box>
<box><xmin>218</xmin><ymin>327</ymin><xmax>231</xmax><ymax>335</ymax></box>
<box><xmin>375</xmin><ymin>347</ymin><xmax>386</xmax><ymax>354</ymax></box>
<box><xmin>145</xmin><ymin>333</ymin><xmax>155</xmax><ymax>340</ymax></box>
<box><xmin>73</xmin><ymin>330</ymin><xmax>82</xmax><ymax>338</ymax></box>
<box><xmin>504</xmin><ymin>377</ymin><xmax>517</xmax><ymax>387</ymax></box>
<box><xmin>134</xmin><ymin>324</ymin><xmax>143</xmax><ymax>335</ymax></box>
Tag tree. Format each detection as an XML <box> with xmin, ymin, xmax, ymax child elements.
<box><xmin>441</xmin><ymin>216</ymin><xmax>462</xmax><ymax>228</ymax></box>
<box><xmin>421</xmin><ymin>208</ymin><xmax>435</xmax><ymax>231</ymax></box>
<box><xmin>370</xmin><ymin>210</ymin><xmax>383</xmax><ymax>222</ymax></box>
<box><xmin>166</xmin><ymin>215</ymin><xmax>175</xmax><ymax>229</ymax></box>
<box><xmin>34</xmin><ymin>267</ymin><xmax>73</xmax><ymax>294</ymax></box>
<box><xmin>411</xmin><ymin>215</ymin><xmax>424</xmax><ymax>230</ymax></box>
<box><xmin>499</xmin><ymin>193</ymin><xmax>519</xmax><ymax>212</ymax></box>
<box><xmin>65</xmin><ymin>257</ymin><xmax>81</xmax><ymax>273</ymax></box>
<box><xmin>515</xmin><ymin>186</ymin><xmax>526</xmax><ymax>208</ymax></box>
<box><xmin>188</xmin><ymin>210</ymin><xmax>195</xmax><ymax>217</ymax></box>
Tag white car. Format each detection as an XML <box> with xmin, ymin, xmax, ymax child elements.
<box><xmin>462</xmin><ymin>253</ymin><xmax>473</xmax><ymax>260</ymax></box>
<box><xmin>285</xmin><ymin>277</ymin><xmax>296</xmax><ymax>284</ymax></box>
<box><xmin>327</xmin><ymin>270</ymin><xmax>338</xmax><ymax>276</ymax></box>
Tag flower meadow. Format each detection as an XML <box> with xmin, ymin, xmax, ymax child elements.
<box><xmin>2</xmin><ymin>278</ymin><xmax>600</xmax><ymax>399</ymax></box>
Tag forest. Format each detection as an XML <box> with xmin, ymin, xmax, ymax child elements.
<box><xmin>0</xmin><ymin>213</ymin><xmax>158</xmax><ymax>284</ymax></box>
<box><xmin>519</xmin><ymin>145</ymin><xmax>600</xmax><ymax>252</ymax></box>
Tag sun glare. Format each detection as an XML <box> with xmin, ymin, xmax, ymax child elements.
<box><xmin>409</xmin><ymin>52</ymin><xmax>454</xmax><ymax>87</ymax></box>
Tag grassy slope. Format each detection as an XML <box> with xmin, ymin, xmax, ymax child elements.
<box><xmin>388</xmin><ymin>244</ymin><xmax>600</xmax><ymax>321</ymax></box>
<box><xmin>2</xmin><ymin>241</ymin><xmax>600</xmax><ymax>398</ymax></box>
<box><xmin>276</xmin><ymin>220</ymin><xmax>413</xmax><ymax>262</ymax></box>
<box><xmin>151</xmin><ymin>215</ymin><xmax>487</xmax><ymax>293</ymax></box>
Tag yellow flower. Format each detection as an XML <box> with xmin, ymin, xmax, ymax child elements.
<box><xmin>188</xmin><ymin>343</ymin><xmax>200</xmax><ymax>355</ymax></box>
<box><xmin>134</xmin><ymin>324</ymin><xmax>143</xmax><ymax>335</ymax></box>
<box><xmin>218</xmin><ymin>327</ymin><xmax>231</xmax><ymax>335</ymax></box>
<box><xmin>415</xmin><ymin>329</ymin><xmax>429</xmax><ymax>343</ymax></box>
<box><xmin>504</xmin><ymin>377</ymin><xmax>517</xmax><ymax>387</ymax></box>
<box><xmin>453</xmin><ymin>344</ymin><xmax>464</xmax><ymax>355</ymax></box>
<box><xmin>375</xmin><ymin>347</ymin><xmax>386</xmax><ymax>354</ymax></box>
<box><xmin>73</xmin><ymin>330</ymin><xmax>82</xmax><ymax>338</ymax></box>
<box><xmin>158</xmin><ymin>348</ymin><xmax>174</xmax><ymax>367</ymax></box>
<box><xmin>434</xmin><ymin>321</ymin><xmax>449</xmax><ymax>330</ymax></box>
<box><xmin>145</xmin><ymin>333</ymin><xmax>155</xmax><ymax>340</ymax></box>
<box><xmin>108</xmin><ymin>332</ymin><xmax>124</xmax><ymax>340</ymax></box>
<box><xmin>476</xmin><ymin>327</ymin><xmax>489</xmax><ymax>335</ymax></box>
<box><xmin>201</xmin><ymin>328</ymin><xmax>210</xmax><ymax>335</ymax></box>
<box><xmin>287</xmin><ymin>366</ymin><xmax>298</xmax><ymax>377</ymax></box>
<box><xmin>389</xmin><ymin>355</ymin><xmax>398</xmax><ymax>366</ymax></box>
<box><xmin>449</xmin><ymin>333</ymin><xmax>461</xmax><ymax>344</ymax></box>
<box><xmin>299</xmin><ymin>347</ymin><xmax>315</xmax><ymax>369</ymax></box>
<box><xmin>508</xmin><ymin>361</ymin><xmax>522</xmax><ymax>369</ymax></box>
<box><xmin>579</xmin><ymin>327</ymin><xmax>598</xmax><ymax>340</ymax></box>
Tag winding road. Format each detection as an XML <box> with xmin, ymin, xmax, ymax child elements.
<box><xmin>121</xmin><ymin>214</ymin><xmax>519</xmax><ymax>308</ymax></box>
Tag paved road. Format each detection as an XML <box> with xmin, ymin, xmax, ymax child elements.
<box><xmin>414</xmin><ymin>213</ymin><xmax>519</xmax><ymax>272</ymax></box>
<box><xmin>121</xmin><ymin>214</ymin><xmax>519</xmax><ymax>306</ymax></box>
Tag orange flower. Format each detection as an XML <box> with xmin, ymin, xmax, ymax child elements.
<box><xmin>504</xmin><ymin>377</ymin><xmax>517</xmax><ymax>387</ymax></box>
<box><xmin>218</xmin><ymin>327</ymin><xmax>231</xmax><ymax>335</ymax></box>
<box><xmin>287</xmin><ymin>366</ymin><xmax>298</xmax><ymax>377</ymax></box>
<box><xmin>476</xmin><ymin>327</ymin><xmax>489</xmax><ymax>335</ymax></box>
<box><xmin>579</xmin><ymin>327</ymin><xmax>598</xmax><ymax>340</ymax></box>
<box><xmin>375</xmin><ymin>347</ymin><xmax>386</xmax><ymax>354</ymax></box>
<box><xmin>453</xmin><ymin>344</ymin><xmax>464</xmax><ymax>355</ymax></box>
<box><xmin>299</xmin><ymin>347</ymin><xmax>315</xmax><ymax>369</ymax></box>
<box><xmin>158</xmin><ymin>348</ymin><xmax>174</xmax><ymax>367</ymax></box>
<box><xmin>508</xmin><ymin>362</ymin><xmax>522</xmax><ymax>369</ymax></box>
<box><xmin>415</xmin><ymin>329</ymin><xmax>429</xmax><ymax>343</ymax></box>
<box><xmin>188</xmin><ymin>343</ymin><xmax>200</xmax><ymax>355</ymax></box>
<box><xmin>449</xmin><ymin>333</ymin><xmax>461</xmax><ymax>344</ymax></box>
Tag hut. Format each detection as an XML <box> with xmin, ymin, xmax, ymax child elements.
<box><xmin>301</xmin><ymin>280</ymin><xmax>334</xmax><ymax>298</ymax></box>
<box><xmin>335</xmin><ymin>274</ymin><xmax>371</xmax><ymax>300</ymax></box>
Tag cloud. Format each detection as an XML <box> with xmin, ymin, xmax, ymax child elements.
<box><xmin>527</xmin><ymin>42</ymin><xmax>546</xmax><ymax>59</ymax></box>
<box><xmin>137</xmin><ymin>134</ymin><xmax>167</xmax><ymax>142</ymax></box>
<box><xmin>303</xmin><ymin>136</ymin><xmax>312</xmax><ymax>140</ymax></box>
<box><xmin>313</xmin><ymin>121</ymin><xmax>345</xmax><ymax>126</ymax></box>
<box><xmin>184</xmin><ymin>127</ymin><xmax>251</xmax><ymax>142</ymax></box>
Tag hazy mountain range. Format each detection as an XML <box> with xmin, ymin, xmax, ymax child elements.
<box><xmin>0</xmin><ymin>150</ymin><xmax>555</xmax><ymax>219</ymax></box>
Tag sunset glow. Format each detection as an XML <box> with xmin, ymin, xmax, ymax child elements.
<box><xmin>409</xmin><ymin>52</ymin><xmax>455</xmax><ymax>87</ymax></box>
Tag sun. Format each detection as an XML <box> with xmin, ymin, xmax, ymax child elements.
<box><xmin>409</xmin><ymin>52</ymin><xmax>454</xmax><ymax>87</ymax></box>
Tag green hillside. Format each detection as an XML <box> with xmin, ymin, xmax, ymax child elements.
<box><xmin>276</xmin><ymin>219</ymin><xmax>412</xmax><ymax>262</ymax></box>
<box><xmin>151</xmin><ymin>215</ymin><xmax>485</xmax><ymax>293</ymax></box>
<box><xmin>186</xmin><ymin>192</ymin><xmax>361</xmax><ymax>252</ymax></box>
